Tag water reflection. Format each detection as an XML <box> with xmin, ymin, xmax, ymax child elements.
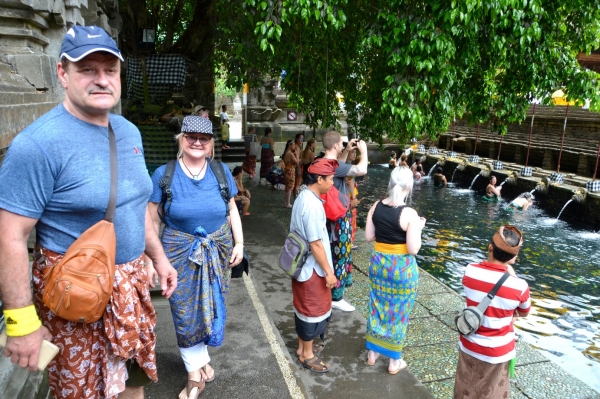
<box><xmin>356</xmin><ymin>165</ymin><xmax>600</xmax><ymax>391</ymax></box>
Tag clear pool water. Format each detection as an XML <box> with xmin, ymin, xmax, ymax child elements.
<box><xmin>356</xmin><ymin>165</ymin><xmax>600</xmax><ymax>391</ymax></box>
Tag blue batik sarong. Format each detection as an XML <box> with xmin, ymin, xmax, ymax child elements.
<box><xmin>162</xmin><ymin>223</ymin><xmax>232</xmax><ymax>348</ymax></box>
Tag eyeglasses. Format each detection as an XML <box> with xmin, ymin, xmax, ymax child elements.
<box><xmin>184</xmin><ymin>135</ymin><xmax>211</xmax><ymax>145</ymax></box>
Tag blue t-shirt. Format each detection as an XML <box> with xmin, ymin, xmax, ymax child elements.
<box><xmin>149</xmin><ymin>161</ymin><xmax>238</xmax><ymax>235</ymax></box>
<box><xmin>0</xmin><ymin>104</ymin><xmax>152</xmax><ymax>264</ymax></box>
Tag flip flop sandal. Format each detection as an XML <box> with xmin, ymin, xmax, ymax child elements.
<box><xmin>185</xmin><ymin>379</ymin><xmax>205</xmax><ymax>399</ymax></box>
<box><xmin>201</xmin><ymin>364</ymin><xmax>215</xmax><ymax>382</ymax></box>
<box><xmin>297</xmin><ymin>356</ymin><xmax>331</xmax><ymax>373</ymax></box>
<box><xmin>367</xmin><ymin>350</ymin><xmax>380</xmax><ymax>366</ymax></box>
<box><xmin>295</xmin><ymin>343</ymin><xmax>325</xmax><ymax>358</ymax></box>
<box><xmin>388</xmin><ymin>359</ymin><xmax>407</xmax><ymax>375</ymax></box>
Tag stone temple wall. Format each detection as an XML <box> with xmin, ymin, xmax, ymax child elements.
<box><xmin>0</xmin><ymin>0</ymin><xmax>121</xmax><ymax>165</ymax></box>
<box><xmin>0</xmin><ymin>2</ymin><xmax>121</xmax><ymax>397</ymax></box>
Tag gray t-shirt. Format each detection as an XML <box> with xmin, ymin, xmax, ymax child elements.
<box><xmin>333</xmin><ymin>162</ymin><xmax>352</xmax><ymax>208</ymax></box>
<box><xmin>0</xmin><ymin>104</ymin><xmax>152</xmax><ymax>264</ymax></box>
<box><xmin>290</xmin><ymin>187</ymin><xmax>333</xmax><ymax>282</ymax></box>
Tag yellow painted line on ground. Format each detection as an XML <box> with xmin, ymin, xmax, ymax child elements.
<box><xmin>243</xmin><ymin>273</ymin><xmax>304</xmax><ymax>399</ymax></box>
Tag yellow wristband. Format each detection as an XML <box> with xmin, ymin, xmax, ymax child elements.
<box><xmin>4</xmin><ymin>305</ymin><xmax>42</xmax><ymax>337</ymax></box>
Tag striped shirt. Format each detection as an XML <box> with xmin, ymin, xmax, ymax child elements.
<box><xmin>458</xmin><ymin>261</ymin><xmax>531</xmax><ymax>364</ymax></box>
<box><xmin>244</xmin><ymin>134</ymin><xmax>257</xmax><ymax>149</ymax></box>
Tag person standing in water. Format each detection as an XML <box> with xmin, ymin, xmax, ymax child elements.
<box><xmin>484</xmin><ymin>176</ymin><xmax>502</xmax><ymax>201</ymax></box>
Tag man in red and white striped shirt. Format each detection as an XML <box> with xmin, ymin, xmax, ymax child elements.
<box><xmin>454</xmin><ymin>225</ymin><xmax>531</xmax><ymax>399</ymax></box>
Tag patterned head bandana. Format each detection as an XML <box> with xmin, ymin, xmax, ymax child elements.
<box><xmin>308</xmin><ymin>158</ymin><xmax>338</xmax><ymax>175</ymax></box>
<box><xmin>492</xmin><ymin>225</ymin><xmax>523</xmax><ymax>256</ymax></box>
<box><xmin>181</xmin><ymin>116</ymin><xmax>213</xmax><ymax>134</ymax></box>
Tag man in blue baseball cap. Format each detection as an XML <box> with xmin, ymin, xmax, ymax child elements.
<box><xmin>0</xmin><ymin>25</ymin><xmax>177</xmax><ymax>399</ymax></box>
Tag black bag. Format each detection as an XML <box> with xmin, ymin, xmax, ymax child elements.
<box><xmin>230</xmin><ymin>250</ymin><xmax>250</xmax><ymax>278</ymax></box>
<box><xmin>158</xmin><ymin>158</ymin><xmax>250</xmax><ymax>278</ymax></box>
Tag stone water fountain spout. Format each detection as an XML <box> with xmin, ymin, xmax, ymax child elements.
<box><xmin>571</xmin><ymin>188</ymin><xmax>587</xmax><ymax>204</ymax></box>
<box><xmin>479</xmin><ymin>167</ymin><xmax>491</xmax><ymax>179</ymax></box>
<box><xmin>456</xmin><ymin>160</ymin><xmax>467</xmax><ymax>172</ymax></box>
<box><xmin>535</xmin><ymin>178</ymin><xmax>549</xmax><ymax>195</ymax></box>
<box><xmin>501</xmin><ymin>172</ymin><xmax>518</xmax><ymax>186</ymax></box>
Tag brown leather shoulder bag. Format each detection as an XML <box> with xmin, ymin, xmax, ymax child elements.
<box><xmin>42</xmin><ymin>124</ymin><xmax>117</xmax><ymax>323</ymax></box>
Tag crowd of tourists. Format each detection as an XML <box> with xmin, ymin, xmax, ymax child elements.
<box><xmin>0</xmin><ymin>25</ymin><xmax>531</xmax><ymax>399</ymax></box>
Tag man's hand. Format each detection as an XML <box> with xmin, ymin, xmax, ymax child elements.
<box><xmin>325</xmin><ymin>273</ymin><xmax>337</xmax><ymax>288</ymax></box>
<box><xmin>4</xmin><ymin>326</ymin><xmax>52</xmax><ymax>372</ymax></box>
<box><xmin>153</xmin><ymin>258</ymin><xmax>177</xmax><ymax>298</ymax></box>
<box><xmin>357</xmin><ymin>139</ymin><xmax>367</xmax><ymax>153</ymax></box>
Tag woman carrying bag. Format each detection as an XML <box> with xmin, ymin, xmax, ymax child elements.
<box><xmin>148</xmin><ymin>116</ymin><xmax>244</xmax><ymax>399</ymax></box>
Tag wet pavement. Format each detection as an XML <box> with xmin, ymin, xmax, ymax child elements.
<box><xmin>146</xmin><ymin>163</ymin><xmax>600</xmax><ymax>398</ymax></box>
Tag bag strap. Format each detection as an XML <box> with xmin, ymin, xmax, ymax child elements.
<box><xmin>207</xmin><ymin>158</ymin><xmax>231</xmax><ymax>216</ymax></box>
<box><xmin>157</xmin><ymin>159</ymin><xmax>177</xmax><ymax>224</ymax></box>
<box><xmin>476</xmin><ymin>271</ymin><xmax>511</xmax><ymax>312</ymax></box>
<box><xmin>104</xmin><ymin>123</ymin><xmax>118</xmax><ymax>223</ymax></box>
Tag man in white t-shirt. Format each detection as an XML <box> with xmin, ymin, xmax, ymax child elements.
<box><xmin>220</xmin><ymin>105</ymin><xmax>230</xmax><ymax>149</ymax></box>
<box><xmin>290</xmin><ymin>158</ymin><xmax>338</xmax><ymax>373</ymax></box>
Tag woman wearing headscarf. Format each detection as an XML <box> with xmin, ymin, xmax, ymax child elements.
<box><xmin>147</xmin><ymin>116</ymin><xmax>244</xmax><ymax>399</ymax></box>
<box><xmin>364</xmin><ymin>166</ymin><xmax>426</xmax><ymax>374</ymax></box>
<box><xmin>259</xmin><ymin>127</ymin><xmax>275</xmax><ymax>185</ymax></box>
<box><xmin>282</xmin><ymin>139</ymin><xmax>300</xmax><ymax>208</ymax></box>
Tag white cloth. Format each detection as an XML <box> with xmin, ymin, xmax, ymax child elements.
<box><xmin>179</xmin><ymin>342</ymin><xmax>211</xmax><ymax>372</ymax></box>
<box><xmin>290</xmin><ymin>188</ymin><xmax>333</xmax><ymax>282</ymax></box>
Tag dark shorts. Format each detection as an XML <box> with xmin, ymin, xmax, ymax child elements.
<box><xmin>126</xmin><ymin>359</ymin><xmax>152</xmax><ymax>387</ymax></box>
<box><xmin>294</xmin><ymin>314</ymin><xmax>331</xmax><ymax>342</ymax></box>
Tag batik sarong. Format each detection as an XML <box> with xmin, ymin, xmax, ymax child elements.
<box><xmin>161</xmin><ymin>223</ymin><xmax>232</xmax><ymax>348</ymax></box>
<box><xmin>32</xmin><ymin>247</ymin><xmax>157</xmax><ymax>399</ymax></box>
<box><xmin>242</xmin><ymin>148</ymin><xmax>257</xmax><ymax>177</ymax></box>
<box><xmin>454</xmin><ymin>350</ymin><xmax>510</xmax><ymax>399</ymax></box>
<box><xmin>328</xmin><ymin>208</ymin><xmax>353</xmax><ymax>300</ymax></box>
<box><xmin>284</xmin><ymin>161</ymin><xmax>296</xmax><ymax>191</ymax></box>
<box><xmin>259</xmin><ymin>147</ymin><xmax>274</xmax><ymax>178</ymax></box>
<box><xmin>366</xmin><ymin>243</ymin><xmax>418</xmax><ymax>360</ymax></box>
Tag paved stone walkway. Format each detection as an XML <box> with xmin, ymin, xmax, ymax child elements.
<box><xmin>146</xmin><ymin>161</ymin><xmax>600</xmax><ymax>398</ymax></box>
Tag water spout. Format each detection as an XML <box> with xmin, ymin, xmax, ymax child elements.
<box><xmin>499</xmin><ymin>172</ymin><xmax>517</xmax><ymax>186</ymax></box>
<box><xmin>479</xmin><ymin>168</ymin><xmax>491</xmax><ymax>179</ymax></box>
<box><xmin>530</xmin><ymin>188</ymin><xmax>536</xmax><ymax>194</ymax></box>
<box><xmin>557</xmin><ymin>199</ymin><xmax>573</xmax><ymax>220</ymax></box>
<box><xmin>469</xmin><ymin>174</ymin><xmax>480</xmax><ymax>190</ymax></box>
<box><xmin>451</xmin><ymin>167</ymin><xmax>459</xmax><ymax>183</ymax></box>
<box><xmin>572</xmin><ymin>188</ymin><xmax>587</xmax><ymax>204</ymax></box>
<box><xmin>535</xmin><ymin>179</ymin><xmax>549</xmax><ymax>194</ymax></box>
<box><xmin>427</xmin><ymin>162</ymin><xmax>439</xmax><ymax>177</ymax></box>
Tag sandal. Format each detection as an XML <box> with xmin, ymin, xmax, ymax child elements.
<box><xmin>184</xmin><ymin>379</ymin><xmax>205</xmax><ymax>399</ymax></box>
<box><xmin>367</xmin><ymin>350</ymin><xmax>379</xmax><ymax>366</ymax></box>
<box><xmin>295</xmin><ymin>343</ymin><xmax>325</xmax><ymax>358</ymax></box>
<box><xmin>297</xmin><ymin>356</ymin><xmax>330</xmax><ymax>373</ymax></box>
<box><xmin>388</xmin><ymin>359</ymin><xmax>407</xmax><ymax>375</ymax></box>
<box><xmin>201</xmin><ymin>364</ymin><xmax>215</xmax><ymax>382</ymax></box>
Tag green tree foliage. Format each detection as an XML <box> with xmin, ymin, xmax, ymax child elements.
<box><xmin>218</xmin><ymin>0</ymin><xmax>600</xmax><ymax>144</ymax></box>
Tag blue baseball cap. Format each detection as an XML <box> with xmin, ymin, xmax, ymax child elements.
<box><xmin>59</xmin><ymin>25</ymin><xmax>124</xmax><ymax>62</ymax></box>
